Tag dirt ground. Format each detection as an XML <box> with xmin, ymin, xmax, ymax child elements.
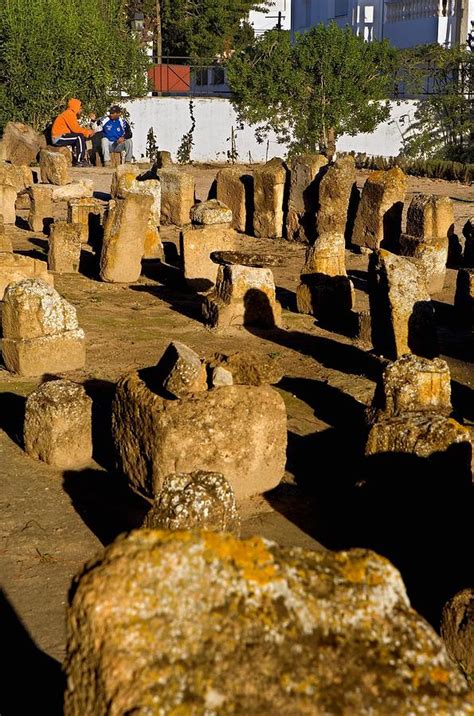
<box><xmin>1</xmin><ymin>163</ymin><xmax>473</xmax><ymax>714</ymax></box>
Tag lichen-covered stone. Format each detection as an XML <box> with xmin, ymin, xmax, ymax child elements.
<box><xmin>352</xmin><ymin>167</ymin><xmax>407</xmax><ymax>250</ymax></box>
<box><xmin>110</xmin><ymin>164</ymin><xmax>143</xmax><ymax>197</ymax></box>
<box><xmin>202</xmin><ymin>264</ymin><xmax>282</xmax><ymax>329</ymax></box>
<box><xmin>157</xmin><ymin>168</ymin><xmax>195</xmax><ymax>226</ymax></box>
<box><xmin>285</xmin><ymin>154</ymin><xmax>327</xmax><ymax>242</ymax></box>
<box><xmin>316</xmin><ymin>155</ymin><xmax>356</xmax><ymax>237</ymax></box>
<box><xmin>0</xmin><ymin>253</ymin><xmax>53</xmax><ymax>299</ymax></box>
<box><xmin>0</xmin><ymin>162</ymin><xmax>34</xmax><ymax>194</ymax></box>
<box><xmin>368</xmin><ymin>249</ymin><xmax>437</xmax><ymax>359</ymax></box>
<box><xmin>370</xmin><ymin>354</ymin><xmax>452</xmax><ymax>421</ymax></box>
<box><xmin>300</xmin><ymin>232</ymin><xmax>347</xmax><ymax>277</ymax></box>
<box><xmin>51</xmin><ymin>180</ymin><xmax>93</xmax><ymax>203</ymax></box>
<box><xmin>24</xmin><ymin>380</ymin><xmax>92</xmax><ymax>468</ymax></box>
<box><xmin>191</xmin><ymin>199</ymin><xmax>232</xmax><ymax>226</ymax></box>
<box><xmin>0</xmin><ymin>215</ymin><xmax>12</xmax><ymax>252</ymax></box>
<box><xmin>253</xmin><ymin>158</ymin><xmax>288</xmax><ymax>239</ymax></box>
<box><xmin>180</xmin><ymin>225</ymin><xmax>238</xmax><ymax>291</ymax></box>
<box><xmin>39</xmin><ymin>149</ymin><xmax>70</xmax><ymax>185</ymax></box>
<box><xmin>48</xmin><ymin>221</ymin><xmax>82</xmax><ymax>273</ymax></box>
<box><xmin>1</xmin><ymin>278</ymin><xmax>85</xmax><ymax>376</ymax></box>
<box><xmin>112</xmin><ymin>377</ymin><xmax>287</xmax><ymax>500</ymax></box>
<box><xmin>143</xmin><ymin>471</ymin><xmax>240</xmax><ymax>535</ymax></box>
<box><xmin>441</xmin><ymin>588</ymin><xmax>474</xmax><ymax>685</ymax></box>
<box><xmin>397</xmin><ymin>233</ymin><xmax>448</xmax><ymax>293</ymax></box>
<box><xmin>406</xmin><ymin>194</ymin><xmax>454</xmax><ymax>240</ymax></box>
<box><xmin>156</xmin><ymin>341</ymin><xmax>207</xmax><ymax>399</ymax></box>
<box><xmin>100</xmin><ymin>194</ymin><xmax>153</xmax><ymax>283</ymax></box>
<box><xmin>216</xmin><ymin>167</ymin><xmax>251</xmax><ymax>233</ymax></box>
<box><xmin>0</xmin><ymin>122</ymin><xmax>46</xmax><ymax>165</ymax></box>
<box><xmin>64</xmin><ymin>530</ymin><xmax>474</xmax><ymax>716</ymax></box>
<box><xmin>206</xmin><ymin>351</ymin><xmax>283</xmax><ymax>386</ymax></box>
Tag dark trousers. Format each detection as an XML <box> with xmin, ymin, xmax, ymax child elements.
<box><xmin>90</xmin><ymin>131</ymin><xmax>104</xmax><ymax>166</ymax></box>
<box><xmin>53</xmin><ymin>132</ymin><xmax>86</xmax><ymax>164</ymax></box>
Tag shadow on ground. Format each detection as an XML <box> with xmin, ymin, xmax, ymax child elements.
<box><xmin>0</xmin><ymin>589</ymin><xmax>64</xmax><ymax>715</ymax></box>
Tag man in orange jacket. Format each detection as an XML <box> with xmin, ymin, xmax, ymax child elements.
<box><xmin>51</xmin><ymin>98</ymin><xmax>94</xmax><ymax>166</ymax></box>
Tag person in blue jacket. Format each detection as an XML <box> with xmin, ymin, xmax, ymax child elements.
<box><xmin>100</xmin><ymin>105</ymin><xmax>133</xmax><ymax>165</ymax></box>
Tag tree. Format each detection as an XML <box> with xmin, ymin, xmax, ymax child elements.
<box><xmin>127</xmin><ymin>0</ymin><xmax>268</xmax><ymax>61</ymax></box>
<box><xmin>226</xmin><ymin>23</ymin><xmax>398</xmax><ymax>156</ymax></box>
<box><xmin>0</xmin><ymin>0</ymin><xmax>150</xmax><ymax>132</ymax></box>
<box><xmin>398</xmin><ymin>44</ymin><xmax>473</xmax><ymax>163</ymax></box>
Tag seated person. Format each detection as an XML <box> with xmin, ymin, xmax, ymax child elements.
<box><xmin>51</xmin><ymin>98</ymin><xmax>94</xmax><ymax>167</ymax></box>
<box><xmin>100</xmin><ymin>106</ymin><xmax>133</xmax><ymax>166</ymax></box>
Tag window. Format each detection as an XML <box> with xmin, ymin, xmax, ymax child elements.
<box><xmin>335</xmin><ymin>0</ymin><xmax>348</xmax><ymax>16</ymax></box>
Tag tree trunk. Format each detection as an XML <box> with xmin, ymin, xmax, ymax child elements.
<box><xmin>327</xmin><ymin>127</ymin><xmax>336</xmax><ymax>162</ymax></box>
<box><xmin>156</xmin><ymin>0</ymin><xmax>162</xmax><ymax>64</ymax></box>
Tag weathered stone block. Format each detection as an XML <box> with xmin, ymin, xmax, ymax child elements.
<box><xmin>441</xmin><ymin>589</ymin><xmax>474</xmax><ymax>684</ymax></box>
<box><xmin>203</xmin><ymin>264</ymin><xmax>282</xmax><ymax>329</ymax></box>
<box><xmin>64</xmin><ymin>531</ymin><xmax>473</xmax><ymax>716</ymax></box>
<box><xmin>316</xmin><ymin>155</ymin><xmax>356</xmax><ymax>237</ymax></box>
<box><xmin>153</xmin><ymin>150</ymin><xmax>172</xmax><ymax>168</ymax></box>
<box><xmin>51</xmin><ymin>180</ymin><xmax>93</xmax><ymax>202</ymax></box>
<box><xmin>1</xmin><ymin>278</ymin><xmax>85</xmax><ymax>376</ymax></box>
<box><xmin>39</xmin><ymin>149</ymin><xmax>70</xmax><ymax>186</ymax></box>
<box><xmin>0</xmin><ymin>253</ymin><xmax>53</xmax><ymax>299</ymax></box>
<box><xmin>397</xmin><ymin>233</ymin><xmax>448</xmax><ymax>293</ymax></box>
<box><xmin>112</xmin><ymin>377</ymin><xmax>287</xmax><ymax>500</ymax></box>
<box><xmin>370</xmin><ymin>354</ymin><xmax>452</xmax><ymax>421</ymax></box>
<box><xmin>406</xmin><ymin>194</ymin><xmax>454</xmax><ymax>239</ymax></box>
<box><xmin>211</xmin><ymin>365</ymin><xmax>234</xmax><ymax>387</ymax></box>
<box><xmin>48</xmin><ymin>221</ymin><xmax>82</xmax><ymax>273</ymax></box>
<box><xmin>191</xmin><ymin>199</ymin><xmax>232</xmax><ymax>226</ymax></box>
<box><xmin>253</xmin><ymin>157</ymin><xmax>288</xmax><ymax>238</ymax></box>
<box><xmin>0</xmin><ymin>184</ymin><xmax>17</xmax><ymax>224</ymax></box>
<box><xmin>24</xmin><ymin>380</ymin><xmax>92</xmax><ymax>468</ymax></box>
<box><xmin>116</xmin><ymin>174</ymin><xmax>163</xmax><ymax>259</ymax></box>
<box><xmin>300</xmin><ymin>232</ymin><xmax>347</xmax><ymax>277</ymax></box>
<box><xmin>100</xmin><ymin>194</ymin><xmax>153</xmax><ymax>283</ymax></box>
<box><xmin>352</xmin><ymin>168</ymin><xmax>407</xmax><ymax>250</ymax></box>
<box><xmin>0</xmin><ymin>122</ymin><xmax>46</xmax><ymax>165</ymax></box>
<box><xmin>110</xmin><ymin>164</ymin><xmax>143</xmax><ymax>197</ymax></box>
<box><xmin>143</xmin><ymin>471</ymin><xmax>240</xmax><ymax>535</ymax></box>
<box><xmin>285</xmin><ymin>154</ymin><xmax>327</xmax><ymax>242</ymax></box>
<box><xmin>156</xmin><ymin>341</ymin><xmax>207</xmax><ymax>399</ymax></box>
<box><xmin>368</xmin><ymin>249</ymin><xmax>437</xmax><ymax>359</ymax></box>
<box><xmin>0</xmin><ymin>215</ymin><xmax>12</xmax><ymax>252</ymax></box>
<box><xmin>28</xmin><ymin>184</ymin><xmax>53</xmax><ymax>232</ymax></box>
<box><xmin>180</xmin><ymin>225</ymin><xmax>238</xmax><ymax>291</ymax></box>
<box><xmin>0</xmin><ymin>161</ymin><xmax>33</xmax><ymax>193</ymax></box>
<box><xmin>216</xmin><ymin>167</ymin><xmax>251</xmax><ymax>233</ymax></box>
<box><xmin>157</xmin><ymin>168</ymin><xmax>195</xmax><ymax>226</ymax></box>
<box><xmin>45</xmin><ymin>144</ymin><xmax>73</xmax><ymax>166</ymax></box>
<box><xmin>67</xmin><ymin>197</ymin><xmax>105</xmax><ymax>244</ymax></box>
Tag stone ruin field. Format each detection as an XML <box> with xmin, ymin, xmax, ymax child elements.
<box><xmin>0</xmin><ymin>144</ymin><xmax>473</xmax><ymax>714</ymax></box>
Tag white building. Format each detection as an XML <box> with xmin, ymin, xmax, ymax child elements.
<box><xmin>291</xmin><ymin>0</ymin><xmax>474</xmax><ymax>48</ymax></box>
<box><xmin>249</xmin><ymin>0</ymin><xmax>292</xmax><ymax>35</ymax></box>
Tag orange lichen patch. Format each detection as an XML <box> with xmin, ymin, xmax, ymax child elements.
<box><xmin>202</xmin><ymin>532</ymin><xmax>278</xmax><ymax>584</ymax></box>
<box><xmin>430</xmin><ymin>667</ymin><xmax>452</xmax><ymax>685</ymax></box>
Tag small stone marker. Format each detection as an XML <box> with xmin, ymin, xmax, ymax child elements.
<box><xmin>368</xmin><ymin>249</ymin><xmax>437</xmax><ymax>359</ymax></box>
<box><xmin>180</xmin><ymin>225</ymin><xmax>238</xmax><ymax>291</ymax></box>
<box><xmin>1</xmin><ymin>278</ymin><xmax>85</xmax><ymax>376</ymax></box>
<box><xmin>143</xmin><ymin>470</ymin><xmax>240</xmax><ymax>535</ymax></box>
<box><xmin>352</xmin><ymin>167</ymin><xmax>407</xmax><ymax>250</ymax></box>
<box><xmin>157</xmin><ymin>168</ymin><xmax>195</xmax><ymax>226</ymax></box>
<box><xmin>39</xmin><ymin>149</ymin><xmax>70</xmax><ymax>186</ymax></box>
<box><xmin>285</xmin><ymin>153</ymin><xmax>328</xmax><ymax>242</ymax></box>
<box><xmin>28</xmin><ymin>184</ymin><xmax>53</xmax><ymax>232</ymax></box>
<box><xmin>116</xmin><ymin>174</ymin><xmax>163</xmax><ymax>259</ymax></box>
<box><xmin>316</xmin><ymin>155</ymin><xmax>357</xmax><ymax>237</ymax></box>
<box><xmin>406</xmin><ymin>193</ymin><xmax>454</xmax><ymax>240</ymax></box>
<box><xmin>216</xmin><ymin>167</ymin><xmax>251</xmax><ymax>233</ymax></box>
<box><xmin>100</xmin><ymin>193</ymin><xmax>153</xmax><ymax>283</ymax></box>
<box><xmin>203</xmin><ymin>263</ymin><xmax>282</xmax><ymax>329</ymax></box>
<box><xmin>48</xmin><ymin>221</ymin><xmax>82</xmax><ymax>273</ymax></box>
<box><xmin>24</xmin><ymin>380</ymin><xmax>92</xmax><ymax>468</ymax></box>
<box><xmin>253</xmin><ymin>157</ymin><xmax>288</xmax><ymax>239</ymax></box>
<box><xmin>396</xmin><ymin>233</ymin><xmax>448</xmax><ymax>293</ymax></box>
<box><xmin>156</xmin><ymin>340</ymin><xmax>207</xmax><ymax>399</ymax></box>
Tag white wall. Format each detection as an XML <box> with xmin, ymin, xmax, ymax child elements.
<box><xmin>123</xmin><ymin>96</ymin><xmax>418</xmax><ymax>163</ymax></box>
<box><xmin>249</xmin><ymin>0</ymin><xmax>291</xmax><ymax>33</ymax></box>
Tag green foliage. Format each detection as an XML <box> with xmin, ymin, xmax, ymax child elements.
<box><xmin>0</xmin><ymin>0</ymin><xmax>150</xmax><ymax>132</ymax></box>
<box><xmin>226</xmin><ymin>23</ymin><xmax>398</xmax><ymax>155</ymax></box>
<box><xmin>397</xmin><ymin>44</ymin><xmax>473</xmax><ymax>163</ymax></box>
<box><xmin>177</xmin><ymin>100</ymin><xmax>196</xmax><ymax>163</ymax></box>
<box><xmin>128</xmin><ymin>0</ymin><xmax>269</xmax><ymax>60</ymax></box>
<box><xmin>344</xmin><ymin>151</ymin><xmax>474</xmax><ymax>184</ymax></box>
<box><xmin>146</xmin><ymin>126</ymin><xmax>159</xmax><ymax>161</ymax></box>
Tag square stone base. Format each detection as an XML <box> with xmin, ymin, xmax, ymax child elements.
<box><xmin>203</xmin><ymin>294</ymin><xmax>282</xmax><ymax>330</ymax></box>
<box><xmin>296</xmin><ymin>275</ymin><xmax>354</xmax><ymax>318</ymax></box>
<box><xmin>2</xmin><ymin>330</ymin><xmax>86</xmax><ymax>376</ymax></box>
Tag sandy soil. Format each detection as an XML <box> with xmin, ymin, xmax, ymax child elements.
<box><xmin>0</xmin><ymin>163</ymin><xmax>473</xmax><ymax>714</ymax></box>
